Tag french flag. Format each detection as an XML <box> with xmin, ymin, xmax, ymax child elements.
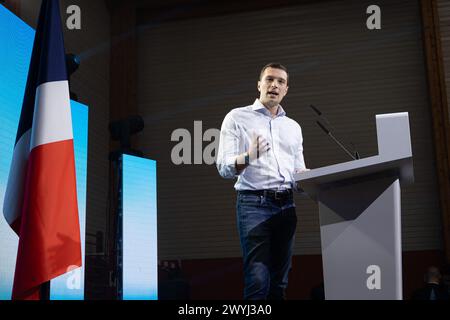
<box><xmin>2</xmin><ymin>0</ymin><xmax>81</xmax><ymax>300</ymax></box>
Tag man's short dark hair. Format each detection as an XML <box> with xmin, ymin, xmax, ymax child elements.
<box><xmin>259</xmin><ymin>62</ymin><xmax>289</xmax><ymax>83</ymax></box>
<box><xmin>425</xmin><ymin>266</ymin><xmax>442</xmax><ymax>283</ymax></box>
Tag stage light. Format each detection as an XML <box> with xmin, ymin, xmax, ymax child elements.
<box><xmin>65</xmin><ymin>53</ymin><xmax>80</xmax><ymax>101</ymax></box>
<box><xmin>66</xmin><ymin>53</ymin><xmax>80</xmax><ymax>76</ymax></box>
<box><xmin>109</xmin><ymin>115</ymin><xmax>145</xmax><ymax>160</ymax></box>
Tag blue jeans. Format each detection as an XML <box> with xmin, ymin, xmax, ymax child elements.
<box><xmin>236</xmin><ymin>191</ymin><xmax>297</xmax><ymax>300</ymax></box>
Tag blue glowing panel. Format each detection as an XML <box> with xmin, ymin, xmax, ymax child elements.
<box><xmin>0</xmin><ymin>5</ymin><xmax>88</xmax><ymax>300</ymax></box>
<box><xmin>0</xmin><ymin>5</ymin><xmax>33</xmax><ymax>301</ymax></box>
<box><xmin>122</xmin><ymin>154</ymin><xmax>158</xmax><ymax>300</ymax></box>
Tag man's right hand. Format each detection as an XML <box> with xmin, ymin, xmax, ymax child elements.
<box><xmin>248</xmin><ymin>133</ymin><xmax>270</xmax><ymax>162</ymax></box>
<box><xmin>235</xmin><ymin>133</ymin><xmax>270</xmax><ymax>174</ymax></box>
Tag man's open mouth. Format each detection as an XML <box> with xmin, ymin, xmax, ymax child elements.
<box><xmin>268</xmin><ymin>92</ymin><xmax>279</xmax><ymax>96</ymax></box>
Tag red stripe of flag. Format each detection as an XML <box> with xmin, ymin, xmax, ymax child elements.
<box><xmin>12</xmin><ymin>139</ymin><xmax>81</xmax><ymax>300</ymax></box>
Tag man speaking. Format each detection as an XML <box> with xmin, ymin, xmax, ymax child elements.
<box><xmin>216</xmin><ymin>63</ymin><xmax>308</xmax><ymax>300</ymax></box>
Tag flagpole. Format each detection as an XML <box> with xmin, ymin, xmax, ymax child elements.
<box><xmin>40</xmin><ymin>281</ymin><xmax>50</xmax><ymax>300</ymax></box>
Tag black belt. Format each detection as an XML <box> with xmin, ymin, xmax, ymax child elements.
<box><xmin>238</xmin><ymin>189</ymin><xmax>293</xmax><ymax>200</ymax></box>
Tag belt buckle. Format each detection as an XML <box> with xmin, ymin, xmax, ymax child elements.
<box><xmin>275</xmin><ymin>190</ymin><xmax>283</xmax><ymax>200</ymax></box>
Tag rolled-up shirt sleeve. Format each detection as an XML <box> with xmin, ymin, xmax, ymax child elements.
<box><xmin>294</xmin><ymin>125</ymin><xmax>306</xmax><ymax>172</ymax></box>
<box><xmin>216</xmin><ymin>111</ymin><xmax>241</xmax><ymax>179</ymax></box>
<box><xmin>293</xmin><ymin>125</ymin><xmax>307</xmax><ymax>192</ymax></box>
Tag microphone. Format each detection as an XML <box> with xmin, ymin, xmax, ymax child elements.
<box><xmin>310</xmin><ymin>105</ymin><xmax>360</xmax><ymax>160</ymax></box>
<box><xmin>310</xmin><ymin>104</ymin><xmax>323</xmax><ymax>116</ymax></box>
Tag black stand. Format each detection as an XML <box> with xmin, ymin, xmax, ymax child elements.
<box><xmin>40</xmin><ymin>281</ymin><xmax>50</xmax><ymax>300</ymax></box>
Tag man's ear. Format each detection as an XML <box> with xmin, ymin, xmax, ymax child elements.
<box><xmin>257</xmin><ymin>81</ymin><xmax>261</xmax><ymax>92</ymax></box>
<box><xmin>285</xmin><ymin>85</ymin><xmax>289</xmax><ymax>95</ymax></box>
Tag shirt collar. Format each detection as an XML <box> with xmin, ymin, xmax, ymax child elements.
<box><xmin>251</xmin><ymin>99</ymin><xmax>286</xmax><ymax>117</ymax></box>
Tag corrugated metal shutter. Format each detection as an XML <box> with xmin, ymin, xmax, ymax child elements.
<box><xmin>137</xmin><ymin>0</ymin><xmax>442</xmax><ymax>259</ymax></box>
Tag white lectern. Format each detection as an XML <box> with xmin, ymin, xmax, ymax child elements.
<box><xmin>295</xmin><ymin>113</ymin><xmax>414</xmax><ymax>300</ymax></box>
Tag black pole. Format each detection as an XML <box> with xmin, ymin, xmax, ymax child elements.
<box><xmin>40</xmin><ymin>281</ymin><xmax>50</xmax><ymax>300</ymax></box>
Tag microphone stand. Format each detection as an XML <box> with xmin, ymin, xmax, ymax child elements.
<box><xmin>310</xmin><ymin>105</ymin><xmax>360</xmax><ymax>160</ymax></box>
<box><xmin>316</xmin><ymin>121</ymin><xmax>357</xmax><ymax>160</ymax></box>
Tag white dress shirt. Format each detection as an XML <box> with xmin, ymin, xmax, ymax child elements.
<box><xmin>216</xmin><ymin>99</ymin><xmax>306</xmax><ymax>191</ymax></box>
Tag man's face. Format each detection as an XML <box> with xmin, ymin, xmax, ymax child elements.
<box><xmin>258</xmin><ymin>67</ymin><xmax>289</xmax><ymax>108</ymax></box>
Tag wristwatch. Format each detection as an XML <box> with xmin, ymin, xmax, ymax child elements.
<box><xmin>244</xmin><ymin>152</ymin><xmax>250</xmax><ymax>166</ymax></box>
